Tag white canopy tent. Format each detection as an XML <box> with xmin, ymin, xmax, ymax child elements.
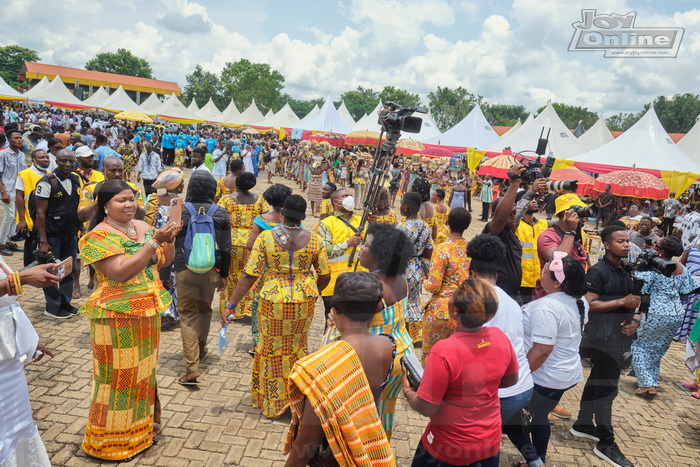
<box><xmin>263</xmin><ymin>109</ymin><xmax>273</xmax><ymax>119</ymax></box>
<box><xmin>82</xmin><ymin>87</ymin><xmax>110</xmax><ymax>108</ymax></box>
<box><xmin>0</xmin><ymin>76</ymin><xmax>25</xmax><ymax>100</ymax></box>
<box><xmin>255</xmin><ymin>103</ymin><xmax>301</xmax><ymax>128</ymax></box>
<box><xmin>353</xmin><ymin>103</ymin><xmax>382</xmax><ymax>131</ymax></box>
<box><xmin>219</xmin><ymin>100</ymin><xmax>241</xmax><ymax>125</ymax></box>
<box><xmin>139</xmin><ymin>93</ymin><xmax>164</xmax><ymax>114</ymax></box>
<box><xmin>99</xmin><ymin>86</ymin><xmax>148</xmax><ymax>113</ymax></box>
<box><xmin>236</xmin><ymin>100</ymin><xmax>265</xmax><ymax>125</ymax></box>
<box><xmin>484</xmin><ymin>103</ymin><xmax>587</xmax><ymax>158</ymax></box>
<box><xmin>500</xmin><ymin>119</ymin><xmax>522</xmax><ymax>138</ymax></box>
<box><xmin>299</xmin><ymin>104</ymin><xmax>320</xmax><ymax>125</ymax></box>
<box><xmin>197</xmin><ymin>98</ymin><xmax>222</xmax><ymax>123</ymax></box>
<box><xmin>577</xmin><ymin>116</ymin><xmax>615</xmax><ymax>152</ymax></box>
<box><xmin>413</xmin><ymin>112</ymin><xmax>441</xmax><ymax>142</ymax></box>
<box><xmin>22</xmin><ymin>76</ymin><xmax>52</xmax><ymax>100</ymax></box>
<box><xmin>570</xmin><ymin>107</ymin><xmax>700</xmax><ymax>174</ymax></box>
<box><xmin>423</xmin><ymin>104</ymin><xmax>499</xmax><ymax>148</ymax></box>
<box><xmin>154</xmin><ymin>94</ymin><xmax>205</xmax><ymax>124</ymax></box>
<box><xmin>298</xmin><ymin>95</ymin><xmax>352</xmax><ymax>133</ymax></box>
<box><xmin>337</xmin><ymin>101</ymin><xmax>356</xmax><ymax>127</ymax></box>
<box><xmin>677</xmin><ymin>118</ymin><xmax>700</xmax><ymax>166</ymax></box>
<box><xmin>23</xmin><ymin>75</ymin><xmax>91</xmax><ymax>109</ymax></box>
<box><xmin>187</xmin><ymin>99</ymin><xmax>200</xmax><ymax>114</ymax></box>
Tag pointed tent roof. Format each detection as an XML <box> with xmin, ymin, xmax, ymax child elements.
<box><xmin>263</xmin><ymin>109</ymin><xmax>273</xmax><ymax>119</ymax></box>
<box><xmin>337</xmin><ymin>101</ymin><xmax>356</xmax><ymax>126</ymax></box>
<box><xmin>99</xmin><ymin>86</ymin><xmax>147</xmax><ymax>113</ymax></box>
<box><xmin>236</xmin><ymin>100</ymin><xmax>265</xmax><ymax>125</ymax></box>
<box><xmin>23</xmin><ymin>75</ymin><xmax>91</xmax><ymax>109</ymax></box>
<box><xmin>570</xmin><ymin>107</ymin><xmax>700</xmax><ymax>174</ymax></box>
<box><xmin>82</xmin><ymin>87</ymin><xmax>110</xmax><ymax>107</ymax></box>
<box><xmin>155</xmin><ymin>94</ymin><xmax>205</xmax><ymax>124</ymax></box>
<box><xmin>353</xmin><ymin>103</ymin><xmax>383</xmax><ymax>131</ymax></box>
<box><xmin>299</xmin><ymin>104</ymin><xmax>320</xmax><ymax>125</ymax></box>
<box><xmin>197</xmin><ymin>98</ymin><xmax>222</xmax><ymax>122</ymax></box>
<box><xmin>500</xmin><ymin>119</ymin><xmax>522</xmax><ymax>138</ymax></box>
<box><xmin>0</xmin><ymin>76</ymin><xmax>24</xmax><ymax>100</ymax></box>
<box><xmin>577</xmin><ymin>116</ymin><xmax>614</xmax><ymax>152</ymax></box>
<box><xmin>573</xmin><ymin>121</ymin><xmax>586</xmax><ymax>137</ymax></box>
<box><xmin>254</xmin><ymin>103</ymin><xmax>301</xmax><ymax>128</ymax></box>
<box><xmin>424</xmin><ymin>104</ymin><xmax>500</xmax><ymax>149</ymax></box>
<box><xmin>413</xmin><ymin>112</ymin><xmax>442</xmax><ymax>142</ymax></box>
<box><xmin>22</xmin><ymin>76</ymin><xmax>51</xmax><ymax>99</ymax></box>
<box><xmin>139</xmin><ymin>93</ymin><xmax>164</xmax><ymax>113</ymax></box>
<box><xmin>187</xmin><ymin>99</ymin><xmax>200</xmax><ymax>113</ymax></box>
<box><xmin>219</xmin><ymin>100</ymin><xmax>241</xmax><ymax>125</ymax></box>
<box><xmin>677</xmin><ymin>117</ymin><xmax>700</xmax><ymax>166</ymax></box>
<box><xmin>298</xmin><ymin>95</ymin><xmax>353</xmax><ymax>133</ymax></box>
<box><xmin>484</xmin><ymin>103</ymin><xmax>587</xmax><ymax>159</ymax></box>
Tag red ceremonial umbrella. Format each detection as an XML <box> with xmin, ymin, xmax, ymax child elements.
<box><xmin>419</xmin><ymin>146</ymin><xmax>455</xmax><ymax>158</ymax></box>
<box><xmin>345</xmin><ymin>130</ymin><xmax>384</xmax><ymax>147</ymax></box>
<box><xmin>396</xmin><ymin>138</ymin><xmax>425</xmax><ymax>155</ymax></box>
<box><xmin>477</xmin><ymin>153</ymin><xmax>520</xmax><ymax>179</ymax></box>
<box><xmin>593</xmin><ymin>169</ymin><xmax>669</xmax><ymax>200</ymax></box>
<box><xmin>550</xmin><ymin>167</ymin><xmax>596</xmax><ymax>196</ymax></box>
<box><xmin>308</xmin><ymin>132</ymin><xmax>345</xmax><ymax>147</ymax></box>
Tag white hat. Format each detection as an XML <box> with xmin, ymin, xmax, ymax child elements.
<box><xmin>75</xmin><ymin>146</ymin><xmax>97</xmax><ymax>158</ymax></box>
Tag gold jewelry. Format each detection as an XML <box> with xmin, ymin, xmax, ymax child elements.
<box><xmin>12</xmin><ymin>272</ymin><xmax>23</xmax><ymax>295</ymax></box>
<box><xmin>106</xmin><ymin>218</ymin><xmax>138</xmax><ymax>240</ymax></box>
<box><xmin>147</xmin><ymin>239</ymin><xmax>161</xmax><ymax>250</ymax></box>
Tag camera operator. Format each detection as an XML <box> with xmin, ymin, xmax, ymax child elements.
<box><xmin>533</xmin><ymin>194</ymin><xmax>590</xmax><ymax>300</ymax></box>
<box><xmin>570</xmin><ymin>225</ymin><xmax>641</xmax><ymax>467</ymax></box>
<box><xmin>482</xmin><ymin>163</ymin><xmax>546</xmax><ymax>299</ymax></box>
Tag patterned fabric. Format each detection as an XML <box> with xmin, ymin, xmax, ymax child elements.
<box><xmin>372</xmin><ymin>210</ymin><xmax>397</xmax><ymax>226</ymax></box>
<box><xmin>174</xmin><ymin>148</ymin><xmax>185</xmax><ymax>167</ymax></box>
<box><xmin>677</xmin><ymin>240</ymin><xmax>700</xmax><ymax>342</ymax></box>
<box><xmin>308</xmin><ymin>174</ymin><xmax>323</xmax><ymax>202</ymax></box>
<box><xmin>432</xmin><ymin>207</ymin><xmax>450</xmax><ymax>245</ymax></box>
<box><xmin>215</xmin><ymin>177</ymin><xmax>236</xmax><ymax>199</ymax></box>
<box><xmin>249</xmin><ymin>216</ymin><xmax>280</xmax><ymax>346</ymax></box>
<box><xmin>397</xmin><ymin>219</ymin><xmax>433</xmax><ymax>323</ymax></box>
<box><xmin>82</xmin><ymin>314</ymin><xmax>160</xmax><ymax>461</ymax></box>
<box><xmin>422</xmin><ymin>312</ymin><xmax>457</xmax><ymax>365</ymax></box>
<box><xmin>284</xmin><ymin>340</ymin><xmax>395</xmax><ymax>466</ymax></box>
<box><xmin>218</xmin><ymin>194</ymin><xmax>268</xmax><ymax>318</ymax></box>
<box><xmin>633</xmin><ymin>313</ymin><xmax>685</xmax><ymax>387</ymax></box>
<box><xmin>246</xmin><ymin>230</ymin><xmax>330</xmax><ymax>418</ymax></box>
<box><xmin>78</xmin><ymin>229</ymin><xmax>171</xmax><ymax>319</ymax></box>
<box><xmin>319</xmin><ymin>198</ymin><xmax>334</xmax><ymax>217</ymax></box>
<box><xmin>117</xmin><ymin>143</ymin><xmax>136</xmax><ymax>173</ymax></box>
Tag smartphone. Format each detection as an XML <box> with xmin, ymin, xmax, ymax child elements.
<box><xmin>401</xmin><ymin>352</ymin><xmax>424</xmax><ymax>391</ymax></box>
<box><xmin>53</xmin><ymin>257</ymin><xmax>73</xmax><ymax>279</ymax></box>
<box><xmin>169</xmin><ymin>197</ymin><xmax>183</xmax><ymax>226</ymax></box>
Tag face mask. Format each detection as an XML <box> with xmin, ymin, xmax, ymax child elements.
<box><xmin>342</xmin><ymin>196</ymin><xmax>355</xmax><ymax>211</ymax></box>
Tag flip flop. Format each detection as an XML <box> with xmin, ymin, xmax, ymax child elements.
<box><xmin>681</xmin><ymin>381</ymin><xmax>698</xmax><ymax>391</ymax></box>
<box><xmin>691</xmin><ymin>392</ymin><xmax>700</xmax><ymax>399</ymax></box>
<box><xmin>178</xmin><ymin>375</ymin><xmax>200</xmax><ymax>386</ymax></box>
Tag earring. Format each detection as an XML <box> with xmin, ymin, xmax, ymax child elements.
<box><xmin>105</xmin><ymin>208</ymin><xmax>109</xmax><ymax>215</ymax></box>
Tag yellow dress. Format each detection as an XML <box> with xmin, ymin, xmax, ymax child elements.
<box><xmin>372</xmin><ymin>210</ymin><xmax>398</xmax><ymax>225</ymax></box>
<box><xmin>433</xmin><ymin>206</ymin><xmax>450</xmax><ymax>245</ymax></box>
<box><xmin>421</xmin><ymin>238</ymin><xmax>469</xmax><ymax>364</ymax></box>
<box><xmin>246</xmin><ymin>230</ymin><xmax>331</xmax><ymax>418</ymax></box>
<box><xmin>215</xmin><ymin>177</ymin><xmax>236</xmax><ymax>200</ymax></box>
<box><xmin>218</xmin><ymin>194</ymin><xmax>268</xmax><ymax>318</ymax></box>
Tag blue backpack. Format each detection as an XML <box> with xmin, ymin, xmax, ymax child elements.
<box><xmin>184</xmin><ymin>202</ymin><xmax>219</xmax><ymax>274</ymax></box>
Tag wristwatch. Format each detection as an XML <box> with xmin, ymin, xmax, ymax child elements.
<box><xmin>565</xmin><ymin>230</ymin><xmax>576</xmax><ymax>236</ymax></box>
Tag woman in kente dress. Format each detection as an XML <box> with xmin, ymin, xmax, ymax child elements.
<box><xmin>218</xmin><ymin>172</ymin><xmax>268</xmax><ymax>319</ymax></box>
<box><xmin>223</xmin><ymin>195</ymin><xmax>330</xmax><ymax>418</ymax></box>
<box><xmin>430</xmin><ymin>188</ymin><xmax>450</xmax><ymax>245</ymax></box>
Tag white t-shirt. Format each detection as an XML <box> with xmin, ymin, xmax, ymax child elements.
<box><xmin>522</xmin><ymin>292</ymin><xmax>589</xmax><ymax>390</ymax></box>
<box><xmin>486</xmin><ymin>285</ymin><xmax>534</xmax><ymax>398</ymax></box>
<box><xmin>193</xmin><ymin>164</ymin><xmax>211</xmax><ymax>173</ymax></box>
<box><xmin>35</xmin><ymin>174</ymin><xmax>73</xmax><ymax>198</ymax></box>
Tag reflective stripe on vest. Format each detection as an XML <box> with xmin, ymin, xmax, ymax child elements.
<box><xmin>515</xmin><ymin>218</ymin><xmax>549</xmax><ymax>288</ymax></box>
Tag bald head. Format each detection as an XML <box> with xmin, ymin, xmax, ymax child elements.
<box><xmin>103</xmin><ymin>156</ymin><xmax>124</xmax><ymax>180</ymax></box>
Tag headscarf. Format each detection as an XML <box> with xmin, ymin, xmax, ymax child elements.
<box><xmin>549</xmin><ymin>251</ymin><xmax>567</xmax><ymax>283</ymax></box>
<box><xmin>152</xmin><ymin>168</ymin><xmax>184</xmax><ymax>191</ymax></box>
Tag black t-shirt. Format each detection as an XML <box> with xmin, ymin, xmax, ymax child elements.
<box><xmin>585</xmin><ymin>256</ymin><xmax>635</xmax><ymax>342</ymax></box>
<box><xmin>482</xmin><ymin>223</ymin><xmax>522</xmax><ymax>298</ymax></box>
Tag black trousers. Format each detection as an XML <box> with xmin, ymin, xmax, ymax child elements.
<box><xmin>465</xmin><ymin>190</ymin><xmax>472</xmax><ymax>210</ymax></box>
<box><xmin>481</xmin><ymin>201</ymin><xmax>491</xmax><ymax>221</ymax></box>
<box><xmin>576</xmin><ymin>339</ymin><xmax>626</xmax><ymax>445</ymax></box>
<box><xmin>163</xmin><ymin>147</ymin><xmax>175</xmax><ymax>165</ymax></box>
<box><xmin>661</xmin><ymin>217</ymin><xmax>675</xmax><ymax>237</ymax></box>
<box><xmin>143</xmin><ymin>179</ymin><xmax>156</xmax><ymax>196</ymax></box>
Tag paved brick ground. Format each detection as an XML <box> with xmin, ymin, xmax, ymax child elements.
<box><xmin>7</xmin><ymin>172</ymin><xmax>700</xmax><ymax>466</ymax></box>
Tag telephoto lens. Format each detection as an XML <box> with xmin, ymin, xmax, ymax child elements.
<box><xmin>545</xmin><ymin>180</ymin><xmax>578</xmax><ymax>192</ymax></box>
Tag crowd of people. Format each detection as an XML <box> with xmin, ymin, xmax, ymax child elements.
<box><xmin>2</xmin><ymin>104</ymin><xmax>700</xmax><ymax>467</ymax></box>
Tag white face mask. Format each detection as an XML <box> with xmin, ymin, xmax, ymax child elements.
<box><xmin>342</xmin><ymin>196</ymin><xmax>355</xmax><ymax>211</ymax></box>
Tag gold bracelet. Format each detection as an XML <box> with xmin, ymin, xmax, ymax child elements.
<box><xmin>13</xmin><ymin>272</ymin><xmax>23</xmax><ymax>295</ymax></box>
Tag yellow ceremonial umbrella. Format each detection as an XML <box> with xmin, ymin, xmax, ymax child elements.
<box><xmin>114</xmin><ymin>110</ymin><xmax>154</xmax><ymax>124</ymax></box>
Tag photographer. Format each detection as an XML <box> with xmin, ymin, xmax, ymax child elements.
<box><xmin>483</xmin><ymin>164</ymin><xmax>545</xmax><ymax>299</ymax></box>
<box><xmin>570</xmin><ymin>225</ymin><xmax>640</xmax><ymax>467</ymax></box>
<box><xmin>631</xmin><ymin>236</ymin><xmax>698</xmax><ymax>399</ymax></box>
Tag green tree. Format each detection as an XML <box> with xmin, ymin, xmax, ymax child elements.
<box><xmin>220</xmin><ymin>59</ymin><xmax>285</xmax><ymax>114</ymax></box>
<box><xmin>536</xmin><ymin>103</ymin><xmax>598</xmax><ymax>131</ymax></box>
<box><xmin>482</xmin><ymin>104</ymin><xmax>529</xmax><ymax>127</ymax></box>
<box><xmin>427</xmin><ymin>86</ymin><xmax>483</xmax><ymax>132</ymax></box>
<box><xmin>182</xmin><ymin>65</ymin><xmax>223</xmax><ymax>109</ymax></box>
<box><xmin>0</xmin><ymin>45</ymin><xmax>40</xmax><ymax>90</ymax></box>
<box><xmin>605</xmin><ymin>112</ymin><xmax>643</xmax><ymax>132</ymax></box>
<box><xmin>340</xmin><ymin>86</ymin><xmax>379</xmax><ymax>121</ymax></box>
<box><xmin>643</xmin><ymin>94</ymin><xmax>700</xmax><ymax>133</ymax></box>
<box><xmin>378</xmin><ymin>86</ymin><xmax>421</xmax><ymax>108</ymax></box>
<box><xmin>285</xmin><ymin>96</ymin><xmax>324</xmax><ymax>119</ymax></box>
<box><xmin>85</xmin><ymin>49</ymin><xmax>154</xmax><ymax>78</ymax></box>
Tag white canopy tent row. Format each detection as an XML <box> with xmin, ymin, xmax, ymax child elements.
<box><xmin>570</xmin><ymin>107</ymin><xmax>700</xmax><ymax>174</ymax></box>
<box><xmin>484</xmin><ymin>102</ymin><xmax>588</xmax><ymax>159</ymax></box>
<box><xmin>22</xmin><ymin>75</ymin><xmax>91</xmax><ymax>109</ymax></box>
<box><xmin>229</xmin><ymin>99</ymin><xmax>265</xmax><ymax>126</ymax></box>
<box><xmin>423</xmin><ymin>104</ymin><xmax>500</xmax><ymax>149</ymax></box>
<box><xmin>500</xmin><ymin>119</ymin><xmax>522</xmax><ymax>138</ymax></box>
<box><xmin>150</xmin><ymin>94</ymin><xmax>205</xmax><ymax>124</ymax></box>
<box><xmin>82</xmin><ymin>86</ymin><xmax>110</xmax><ymax>108</ymax></box>
<box><xmin>577</xmin><ymin>116</ymin><xmax>615</xmax><ymax>152</ymax></box>
<box><xmin>139</xmin><ymin>93</ymin><xmax>165</xmax><ymax>114</ymax></box>
<box><xmin>337</xmin><ymin>100</ymin><xmax>356</xmax><ymax>127</ymax></box>
<box><xmin>187</xmin><ymin>99</ymin><xmax>200</xmax><ymax>114</ymax></box>
<box><xmin>254</xmin><ymin>102</ymin><xmax>301</xmax><ymax>129</ymax></box>
<box><xmin>0</xmin><ymin>76</ymin><xmax>25</xmax><ymax>100</ymax></box>
<box><xmin>299</xmin><ymin>104</ymin><xmax>320</xmax><ymax>125</ymax></box>
<box><xmin>296</xmin><ymin>94</ymin><xmax>353</xmax><ymax>134</ymax></box>
<box><xmin>196</xmin><ymin>98</ymin><xmax>223</xmax><ymax>123</ymax></box>
<box><xmin>352</xmin><ymin>102</ymin><xmax>382</xmax><ymax>132</ymax></box>
<box><xmin>218</xmin><ymin>99</ymin><xmax>241</xmax><ymax>125</ymax></box>
<box><xmin>677</xmin><ymin>117</ymin><xmax>700</xmax><ymax>167</ymax></box>
<box><xmin>99</xmin><ymin>86</ymin><xmax>149</xmax><ymax>114</ymax></box>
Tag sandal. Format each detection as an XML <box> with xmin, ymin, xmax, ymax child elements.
<box><xmin>177</xmin><ymin>374</ymin><xmax>200</xmax><ymax>386</ymax></box>
<box><xmin>691</xmin><ymin>391</ymin><xmax>700</xmax><ymax>399</ymax></box>
<box><xmin>682</xmin><ymin>381</ymin><xmax>698</xmax><ymax>391</ymax></box>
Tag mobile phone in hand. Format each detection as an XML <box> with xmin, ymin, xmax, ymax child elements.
<box><xmin>53</xmin><ymin>257</ymin><xmax>73</xmax><ymax>279</ymax></box>
<box><xmin>169</xmin><ymin>197</ymin><xmax>183</xmax><ymax>226</ymax></box>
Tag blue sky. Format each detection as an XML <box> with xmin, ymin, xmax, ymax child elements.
<box><xmin>2</xmin><ymin>0</ymin><xmax>698</xmax><ymax>116</ymax></box>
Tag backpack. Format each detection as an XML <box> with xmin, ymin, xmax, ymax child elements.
<box><xmin>28</xmin><ymin>174</ymin><xmax>60</xmax><ymax>223</ymax></box>
<box><xmin>263</xmin><ymin>151</ymin><xmax>272</xmax><ymax>163</ymax></box>
<box><xmin>183</xmin><ymin>202</ymin><xmax>219</xmax><ymax>274</ymax></box>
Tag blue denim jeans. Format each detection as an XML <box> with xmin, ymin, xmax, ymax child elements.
<box><xmin>500</xmin><ymin>387</ymin><xmax>533</xmax><ymax>426</ymax></box>
<box><xmin>44</xmin><ymin>235</ymin><xmax>77</xmax><ymax>313</ymax></box>
<box><xmin>411</xmin><ymin>441</ymin><xmax>499</xmax><ymax>467</ymax></box>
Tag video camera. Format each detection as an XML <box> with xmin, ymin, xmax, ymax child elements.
<box><xmin>517</xmin><ymin>128</ymin><xmax>579</xmax><ymax>194</ymax></box>
<box><xmin>378</xmin><ymin>102</ymin><xmax>426</xmax><ymax>134</ymax></box>
<box><xmin>625</xmin><ymin>249</ymin><xmax>676</xmax><ymax>278</ymax></box>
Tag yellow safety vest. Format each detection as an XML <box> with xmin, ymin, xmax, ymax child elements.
<box><xmin>320</xmin><ymin>214</ymin><xmax>367</xmax><ymax>296</ymax></box>
<box><xmin>16</xmin><ymin>168</ymin><xmax>45</xmax><ymax>231</ymax></box>
<box><xmin>515</xmin><ymin>218</ymin><xmax>549</xmax><ymax>288</ymax></box>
